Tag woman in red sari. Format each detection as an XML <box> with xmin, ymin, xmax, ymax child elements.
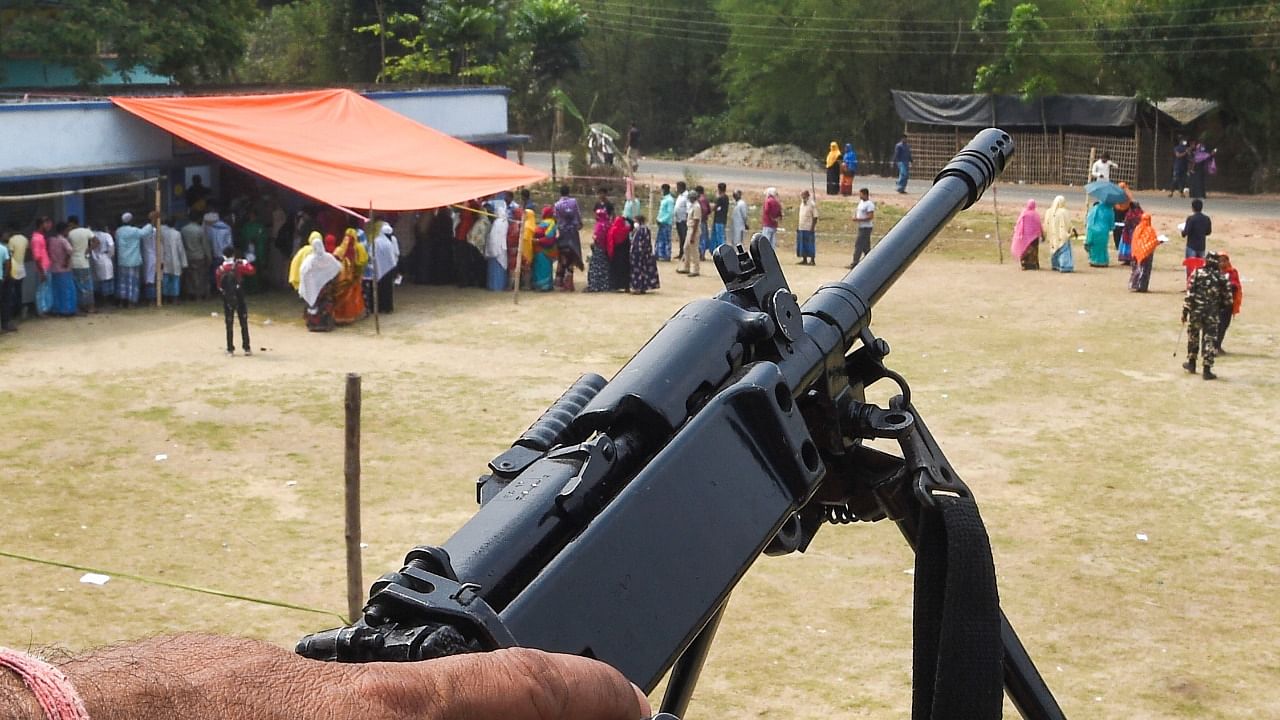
<box><xmin>1216</xmin><ymin>251</ymin><xmax>1242</xmax><ymax>353</ymax></box>
<box><xmin>1128</xmin><ymin>213</ymin><xmax>1159</xmax><ymax>292</ymax></box>
<box><xmin>333</xmin><ymin>229</ymin><xmax>368</xmax><ymax>324</ymax></box>
<box><xmin>606</xmin><ymin>215</ymin><xmax>631</xmax><ymax>292</ymax></box>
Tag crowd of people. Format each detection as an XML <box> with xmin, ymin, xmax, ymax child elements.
<box><xmin>0</xmin><ymin>175</ymin><xmax>892</xmax><ymax>341</ymax></box>
<box><xmin>1007</xmin><ymin>189</ymin><xmax>1242</xmax><ymax>380</ymax></box>
<box><xmin>0</xmin><ymin>195</ymin><xmax>402</xmax><ymax>348</ymax></box>
<box><xmin>0</xmin><ymin>209</ymin><xmax>224</xmax><ymax>331</ymax></box>
<box><xmin>0</xmin><ymin>153</ymin><xmax>1243</xmax><ymax>375</ymax></box>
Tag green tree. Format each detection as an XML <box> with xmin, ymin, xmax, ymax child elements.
<box><xmin>972</xmin><ymin>1</ymin><xmax>1060</xmax><ymax>100</ymax></box>
<box><xmin>505</xmin><ymin>0</ymin><xmax>589</xmax><ymax>163</ymax></box>
<box><xmin>1094</xmin><ymin>0</ymin><xmax>1280</xmax><ymax>190</ymax></box>
<box><xmin>241</xmin><ymin>0</ymin><xmax>350</xmax><ymax>83</ymax></box>
<box><xmin>351</xmin><ymin>0</ymin><xmax>514</xmax><ymax>84</ymax></box>
<box><xmin>355</xmin><ymin>11</ymin><xmax>451</xmax><ymax>83</ymax></box>
<box><xmin>565</xmin><ymin>0</ymin><xmax>729</xmax><ymax>152</ymax></box>
<box><xmin>3</xmin><ymin>0</ymin><xmax>258</xmax><ymax>85</ymax></box>
<box><xmin>514</xmin><ymin>0</ymin><xmax>588</xmax><ymax>84</ymax></box>
<box><xmin>712</xmin><ymin>0</ymin><xmax>989</xmax><ymax>164</ymax></box>
<box><xmin>423</xmin><ymin>0</ymin><xmax>502</xmax><ymax>79</ymax></box>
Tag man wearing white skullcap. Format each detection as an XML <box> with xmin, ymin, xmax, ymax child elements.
<box><xmin>114</xmin><ymin>212</ymin><xmax>144</xmax><ymax>307</ymax></box>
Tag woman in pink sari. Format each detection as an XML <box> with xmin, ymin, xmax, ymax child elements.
<box><xmin>1011</xmin><ymin>199</ymin><xmax>1043</xmax><ymax>270</ymax></box>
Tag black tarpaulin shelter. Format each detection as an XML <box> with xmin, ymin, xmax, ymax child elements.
<box><xmin>890</xmin><ymin>90</ymin><xmax>1217</xmax><ymax>188</ymax></box>
<box><xmin>892</xmin><ymin>91</ymin><xmax>1142</xmax><ymax>128</ymax></box>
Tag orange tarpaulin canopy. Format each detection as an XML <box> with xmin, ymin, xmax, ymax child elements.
<box><xmin>111</xmin><ymin>89</ymin><xmax>545</xmax><ymax>212</ymax></box>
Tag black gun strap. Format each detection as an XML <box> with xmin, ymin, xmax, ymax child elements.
<box><xmin>912</xmin><ymin>494</ymin><xmax>1004</xmax><ymax>720</ymax></box>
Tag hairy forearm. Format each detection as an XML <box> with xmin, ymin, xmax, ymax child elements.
<box><xmin>2</xmin><ymin>635</ymin><xmax>645</xmax><ymax>720</ymax></box>
<box><xmin>4</xmin><ymin>636</ymin><xmax>350</xmax><ymax>720</ymax></box>
<box><xmin>0</xmin><ymin>666</ymin><xmax>42</xmax><ymax>720</ymax></box>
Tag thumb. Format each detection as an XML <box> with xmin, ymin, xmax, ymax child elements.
<box><xmin>358</xmin><ymin>648</ymin><xmax>649</xmax><ymax>720</ymax></box>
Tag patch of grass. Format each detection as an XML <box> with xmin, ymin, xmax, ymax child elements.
<box><xmin>1</xmin><ymin>210</ymin><xmax>1277</xmax><ymax>719</ymax></box>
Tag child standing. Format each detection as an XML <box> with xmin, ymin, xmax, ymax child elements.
<box><xmin>215</xmin><ymin>246</ymin><xmax>256</xmax><ymax>356</ymax></box>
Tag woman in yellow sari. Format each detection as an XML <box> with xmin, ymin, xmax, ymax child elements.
<box><xmin>333</xmin><ymin>228</ymin><xmax>368</xmax><ymax>324</ymax></box>
<box><xmin>824</xmin><ymin>141</ymin><xmax>841</xmax><ymax>195</ymax></box>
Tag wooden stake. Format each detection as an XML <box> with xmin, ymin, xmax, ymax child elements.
<box><xmin>343</xmin><ymin>373</ymin><xmax>364</xmax><ymax>625</ymax></box>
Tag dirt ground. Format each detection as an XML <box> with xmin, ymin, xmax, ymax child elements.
<box><xmin>1</xmin><ymin>194</ymin><xmax>1276</xmax><ymax>719</ymax></box>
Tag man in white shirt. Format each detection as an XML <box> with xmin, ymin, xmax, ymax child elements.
<box><xmin>1090</xmin><ymin>152</ymin><xmax>1117</xmax><ymax>182</ymax></box>
<box><xmin>672</xmin><ymin>181</ymin><xmax>689</xmax><ymax>262</ymax></box>
<box><xmin>729</xmin><ymin>190</ymin><xmax>749</xmax><ymax>248</ymax></box>
<box><xmin>66</xmin><ymin>216</ymin><xmax>96</xmax><ymax>313</ymax></box>
<box><xmin>796</xmin><ymin>190</ymin><xmax>818</xmax><ymax>265</ymax></box>
<box><xmin>90</xmin><ymin>223</ymin><xmax>114</xmax><ymax>302</ymax></box>
<box><xmin>140</xmin><ymin>211</ymin><xmax>160</xmax><ymax>301</ymax></box>
<box><xmin>159</xmin><ymin>219</ymin><xmax>188</xmax><ymax>304</ymax></box>
<box><xmin>848</xmin><ymin>188</ymin><xmax>876</xmax><ymax>269</ymax></box>
<box><xmin>677</xmin><ymin>190</ymin><xmax>702</xmax><ymax>277</ymax></box>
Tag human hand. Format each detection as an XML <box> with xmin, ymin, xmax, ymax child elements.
<box><xmin>35</xmin><ymin>635</ymin><xmax>650</xmax><ymax>720</ymax></box>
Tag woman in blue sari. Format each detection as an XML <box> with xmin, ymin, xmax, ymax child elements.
<box><xmin>1084</xmin><ymin>202</ymin><xmax>1113</xmax><ymax>267</ymax></box>
<box><xmin>840</xmin><ymin>144</ymin><xmax>858</xmax><ymax>196</ymax></box>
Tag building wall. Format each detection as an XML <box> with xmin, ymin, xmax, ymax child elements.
<box><xmin>367</xmin><ymin>88</ymin><xmax>508</xmax><ymax>139</ymax></box>
<box><xmin>0</xmin><ymin>101</ymin><xmax>177</xmax><ymax>180</ymax></box>
<box><xmin>0</xmin><ymin>88</ymin><xmax>513</xmax><ymax>181</ymax></box>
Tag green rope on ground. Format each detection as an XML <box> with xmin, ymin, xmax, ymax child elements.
<box><xmin>0</xmin><ymin>549</ymin><xmax>347</xmax><ymax>624</ymax></box>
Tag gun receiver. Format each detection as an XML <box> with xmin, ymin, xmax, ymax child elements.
<box><xmin>299</xmin><ymin>129</ymin><xmax>1066</xmax><ymax>719</ymax></box>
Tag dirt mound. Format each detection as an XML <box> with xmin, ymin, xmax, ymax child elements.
<box><xmin>688</xmin><ymin>143</ymin><xmax>820</xmax><ymax>171</ymax></box>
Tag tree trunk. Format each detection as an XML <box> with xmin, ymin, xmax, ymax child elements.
<box><xmin>1234</xmin><ymin>129</ymin><xmax>1268</xmax><ymax>192</ymax></box>
<box><xmin>374</xmin><ymin>0</ymin><xmax>386</xmax><ymax>83</ymax></box>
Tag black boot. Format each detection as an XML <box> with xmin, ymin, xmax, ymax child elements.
<box><xmin>1182</xmin><ymin>359</ymin><xmax>1196</xmax><ymax>374</ymax></box>
<box><xmin>1202</xmin><ymin>367</ymin><xmax>1217</xmax><ymax>380</ymax></box>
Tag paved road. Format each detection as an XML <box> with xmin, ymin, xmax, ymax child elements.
<box><xmin>523</xmin><ymin>151</ymin><xmax>1280</xmax><ymax>221</ymax></box>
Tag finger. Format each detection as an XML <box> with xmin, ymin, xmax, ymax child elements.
<box><xmin>357</xmin><ymin>648</ymin><xmax>647</xmax><ymax>720</ymax></box>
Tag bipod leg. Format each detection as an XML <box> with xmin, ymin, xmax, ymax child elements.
<box><xmin>1002</xmin><ymin>614</ymin><xmax>1067</xmax><ymax>720</ymax></box>
<box><xmin>659</xmin><ymin>602</ymin><xmax>727</xmax><ymax>717</ymax></box>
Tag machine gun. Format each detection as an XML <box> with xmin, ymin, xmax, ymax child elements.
<box><xmin>298</xmin><ymin>129</ymin><xmax>1067</xmax><ymax>720</ymax></box>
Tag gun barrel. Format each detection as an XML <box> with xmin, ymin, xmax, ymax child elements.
<box><xmin>803</xmin><ymin>129</ymin><xmax>1013</xmax><ymax>345</ymax></box>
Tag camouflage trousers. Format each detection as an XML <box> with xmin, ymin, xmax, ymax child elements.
<box><xmin>1187</xmin><ymin>316</ymin><xmax>1220</xmax><ymax>369</ymax></box>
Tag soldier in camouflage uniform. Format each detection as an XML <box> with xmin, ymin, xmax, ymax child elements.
<box><xmin>1182</xmin><ymin>251</ymin><xmax>1232</xmax><ymax>380</ymax></box>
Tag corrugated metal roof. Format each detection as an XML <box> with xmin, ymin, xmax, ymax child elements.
<box><xmin>1153</xmin><ymin>97</ymin><xmax>1218</xmax><ymax>125</ymax></box>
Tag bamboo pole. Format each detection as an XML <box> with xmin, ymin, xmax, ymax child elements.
<box><xmin>1153</xmin><ymin>111</ymin><xmax>1160</xmax><ymax>191</ymax></box>
<box><xmin>369</xmin><ymin>204</ymin><xmax>380</xmax><ymax>336</ymax></box>
<box><xmin>1134</xmin><ymin>117</ymin><xmax>1142</xmax><ymax>189</ymax></box>
<box><xmin>1087</xmin><ymin>147</ymin><xmax>1096</xmax><ymax>229</ymax></box>
<box><xmin>343</xmin><ymin>373</ymin><xmax>364</xmax><ymax>624</ymax></box>
<box><xmin>154</xmin><ymin>178</ymin><xmax>163</xmax><ymax>307</ymax></box>
<box><xmin>512</xmin><ymin>204</ymin><xmax>524</xmax><ymax>305</ymax></box>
